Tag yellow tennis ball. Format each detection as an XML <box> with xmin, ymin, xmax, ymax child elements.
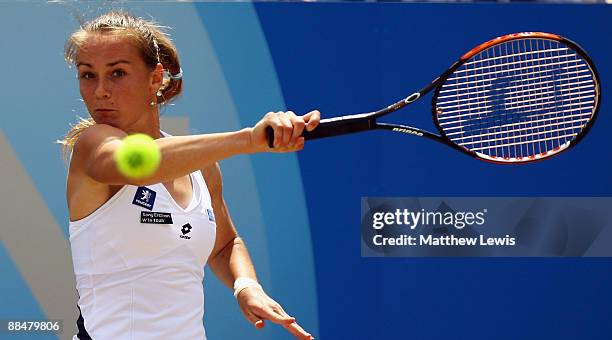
<box><xmin>114</xmin><ymin>133</ymin><xmax>161</xmax><ymax>179</ymax></box>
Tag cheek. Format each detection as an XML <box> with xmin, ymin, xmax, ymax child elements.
<box><xmin>114</xmin><ymin>88</ymin><xmax>143</xmax><ymax>110</ymax></box>
<box><xmin>117</xmin><ymin>79</ymin><xmax>150</xmax><ymax>102</ymax></box>
<box><xmin>79</xmin><ymin>82</ymin><xmax>95</xmax><ymax>105</ymax></box>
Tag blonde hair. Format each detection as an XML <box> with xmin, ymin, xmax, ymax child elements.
<box><xmin>59</xmin><ymin>10</ymin><xmax>183</xmax><ymax>162</ymax></box>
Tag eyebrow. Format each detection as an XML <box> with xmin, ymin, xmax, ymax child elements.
<box><xmin>76</xmin><ymin>60</ymin><xmax>132</xmax><ymax>68</ymax></box>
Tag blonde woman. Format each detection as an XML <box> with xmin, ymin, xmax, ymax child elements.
<box><xmin>60</xmin><ymin>11</ymin><xmax>319</xmax><ymax>340</ymax></box>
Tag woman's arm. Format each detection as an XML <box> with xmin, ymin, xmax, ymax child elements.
<box><xmin>72</xmin><ymin>110</ymin><xmax>320</xmax><ymax>186</ymax></box>
<box><xmin>204</xmin><ymin>163</ymin><xmax>314</xmax><ymax>340</ymax></box>
<box><xmin>73</xmin><ymin>124</ymin><xmax>251</xmax><ymax>186</ymax></box>
<box><xmin>203</xmin><ymin>162</ymin><xmax>256</xmax><ymax>286</ymax></box>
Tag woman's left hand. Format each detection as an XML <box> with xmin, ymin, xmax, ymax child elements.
<box><xmin>236</xmin><ymin>286</ymin><xmax>314</xmax><ymax>340</ymax></box>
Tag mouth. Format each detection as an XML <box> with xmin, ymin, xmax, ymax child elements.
<box><xmin>93</xmin><ymin>110</ymin><xmax>118</xmax><ymax>126</ymax></box>
<box><xmin>95</xmin><ymin>109</ymin><xmax>117</xmax><ymax>113</ymax></box>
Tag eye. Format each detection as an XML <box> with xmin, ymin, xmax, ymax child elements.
<box><xmin>79</xmin><ymin>72</ymin><xmax>95</xmax><ymax>80</ymax></box>
<box><xmin>111</xmin><ymin>69</ymin><xmax>126</xmax><ymax>78</ymax></box>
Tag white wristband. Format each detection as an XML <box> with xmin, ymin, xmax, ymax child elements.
<box><xmin>233</xmin><ymin>277</ymin><xmax>262</xmax><ymax>298</ymax></box>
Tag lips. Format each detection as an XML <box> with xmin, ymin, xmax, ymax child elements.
<box><xmin>94</xmin><ymin>109</ymin><xmax>118</xmax><ymax>126</ymax></box>
<box><xmin>94</xmin><ymin>109</ymin><xmax>118</xmax><ymax>119</ymax></box>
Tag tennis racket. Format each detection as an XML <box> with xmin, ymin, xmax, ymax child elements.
<box><xmin>266</xmin><ymin>32</ymin><xmax>600</xmax><ymax>163</ymax></box>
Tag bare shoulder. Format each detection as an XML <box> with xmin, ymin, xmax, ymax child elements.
<box><xmin>67</xmin><ymin>124</ymin><xmax>127</xmax><ymax>221</ymax></box>
<box><xmin>70</xmin><ymin>123</ymin><xmax>127</xmax><ymax>180</ymax></box>
<box><xmin>201</xmin><ymin>162</ymin><xmax>222</xmax><ymax>196</ymax></box>
<box><xmin>71</xmin><ymin>124</ymin><xmax>127</xmax><ymax>164</ymax></box>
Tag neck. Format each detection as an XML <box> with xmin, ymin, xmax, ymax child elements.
<box><xmin>124</xmin><ymin>109</ymin><xmax>162</xmax><ymax>139</ymax></box>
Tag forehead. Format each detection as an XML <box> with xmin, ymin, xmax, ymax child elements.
<box><xmin>76</xmin><ymin>33</ymin><xmax>143</xmax><ymax>65</ymax></box>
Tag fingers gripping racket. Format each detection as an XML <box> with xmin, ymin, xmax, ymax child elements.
<box><xmin>266</xmin><ymin>32</ymin><xmax>600</xmax><ymax>163</ymax></box>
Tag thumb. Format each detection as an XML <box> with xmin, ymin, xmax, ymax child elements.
<box><xmin>242</xmin><ymin>306</ymin><xmax>265</xmax><ymax>329</ymax></box>
<box><xmin>304</xmin><ymin>110</ymin><xmax>321</xmax><ymax>132</ymax></box>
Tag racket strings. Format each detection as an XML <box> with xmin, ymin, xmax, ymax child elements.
<box><xmin>435</xmin><ymin>38</ymin><xmax>597</xmax><ymax>160</ymax></box>
<box><xmin>438</xmin><ymin>89</ymin><xmax>595</xmax><ymax>116</ymax></box>
<box><xmin>449</xmin><ymin>55</ymin><xmax>580</xmax><ymax>80</ymax></box>
<box><xmin>438</xmin><ymin>69</ymin><xmax>592</xmax><ymax>99</ymax></box>
<box><xmin>473</xmin><ymin>40</ymin><xmax>587</xmax><ymax>157</ymax></box>
<box><xmin>445</xmin><ymin>111</ymin><xmax>592</xmax><ymax>138</ymax></box>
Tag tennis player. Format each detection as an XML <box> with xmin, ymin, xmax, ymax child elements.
<box><xmin>60</xmin><ymin>11</ymin><xmax>318</xmax><ymax>340</ymax></box>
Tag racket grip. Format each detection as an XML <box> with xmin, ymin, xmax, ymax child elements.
<box><xmin>265</xmin><ymin>116</ymin><xmax>373</xmax><ymax>148</ymax></box>
<box><xmin>266</xmin><ymin>127</ymin><xmax>275</xmax><ymax>148</ymax></box>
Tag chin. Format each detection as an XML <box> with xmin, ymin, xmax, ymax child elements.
<box><xmin>94</xmin><ymin>118</ymin><xmax>119</xmax><ymax>128</ymax></box>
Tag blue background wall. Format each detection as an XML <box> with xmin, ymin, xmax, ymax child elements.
<box><xmin>258</xmin><ymin>3</ymin><xmax>612</xmax><ymax>339</ymax></box>
<box><xmin>1</xmin><ymin>2</ymin><xmax>611</xmax><ymax>340</ymax></box>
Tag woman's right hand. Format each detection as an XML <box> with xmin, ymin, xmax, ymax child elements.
<box><xmin>236</xmin><ymin>286</ymin><xmax>314</xmax><ymax>340</ymax></box>
<box><xmin>250</xmin><ymin>110</ymin><xmax>321</xmax><ymax>153</ymax></box>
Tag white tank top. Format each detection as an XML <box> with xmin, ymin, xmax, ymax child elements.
<box><xmin>69</xmin><ymin>133</ymin><xmax>217</xmax><ymax>340</ymax></box>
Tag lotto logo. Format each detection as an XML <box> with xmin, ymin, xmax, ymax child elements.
<box><xmin>180</xmin><ymin>223</ymin><xmax>192</xmax><ymax>240</ymax></box>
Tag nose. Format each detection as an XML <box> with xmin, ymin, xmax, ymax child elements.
<box><xmin>94</xmin><ymin>79</ymin><xmax>111</xmax><ymax>100</ymax></box>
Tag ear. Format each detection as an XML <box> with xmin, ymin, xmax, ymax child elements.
<box><xmin>149</xmin><ymin>63</ymin><xmax>164</xmax><ymax>93</ymax></box>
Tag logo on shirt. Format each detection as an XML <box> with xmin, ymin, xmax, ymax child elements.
<box><xmin>133</xmin><ymin>187</ymin><xmax>156</xmax><ymax>210</ymax></box>
<box><xmin>206</xmin><ymin>208</ymin><xmax>216</xmax><ymax>223</ymax></box>
<box><xmin>180</xmin><ymin>223</ymin><xmax>192</xmax><ymax>240</ymax></box>
<box><xmin>140</xmin><ymin>211</ymin><xmax>173</xmax><ymax>224</ymax></box>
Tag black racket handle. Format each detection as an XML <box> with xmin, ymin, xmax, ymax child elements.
<box><xmin>265</xmin><ymin>115</ymin><xmax>373</xmax><ymax>148</ymax></box>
